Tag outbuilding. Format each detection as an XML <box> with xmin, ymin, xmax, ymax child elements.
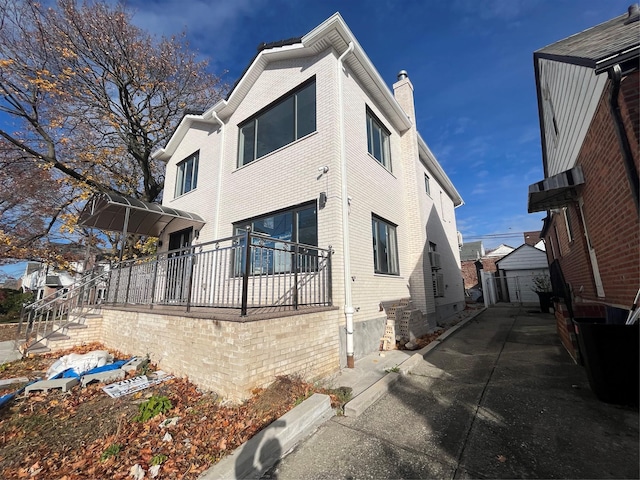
<box><xmin>495</xmin><ymin>244</ymin><xmax>550</xmax><ymax>304</ymax></box>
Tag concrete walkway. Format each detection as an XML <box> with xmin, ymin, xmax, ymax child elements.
<box><xmin>0</xmin><ymin>340</ymin><xmax>21</xmax><ymax>365</ymax></box>
<box><xmin>266</xmin><ymin>306</ymin><xmax>639</xmax><ymax>479</ymax></box>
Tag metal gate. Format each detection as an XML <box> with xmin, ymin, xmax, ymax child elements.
<box><xmin>480</xmin><ymin>271</ymin><xmax>543</xmax><ymax>306</ymax></box>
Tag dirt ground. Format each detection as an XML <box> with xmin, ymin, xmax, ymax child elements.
<box><xmin>0</xmin><ymin>343</ymin><xmax>347</xmax><ymax>479</ymax></box>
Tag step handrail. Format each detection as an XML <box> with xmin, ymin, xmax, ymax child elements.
<box><xmin>15</xmin><ymin>268</ymin><xmax>111</xmax><ymax>353</ymax></box>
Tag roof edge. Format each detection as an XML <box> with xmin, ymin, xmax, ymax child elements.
<box><xmin>417</xmin><ymin>133</ymin><xmax>463</xmax><ymax>207</ymax></box>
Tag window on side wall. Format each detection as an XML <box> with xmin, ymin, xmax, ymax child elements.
<box><xmin>424</xmin><ymin>174</ymin><xmax>431</xmax><ymax>196</ymax></box>
<box><xmin>238</xmin><ymin>78</ymin><xmax>316</xmax><ymax>166</ymax></box>
<box><xmin>175</xmin><ymin>151</ymin><xmax>199</xmax><ymax>197</ymax></box>
<box><xmin>366</xmin><ymin>107</ymin><xmax>391</xmax><ymax>170</ymax></box>
<box><xmin>372</xmin><ymin>214</ymin><xmax>399</xmax><ymax>275</ymax></box>
<box><xmin>234</xmin><ymin>203</ymin><xmax>318</xmax><ymax>274</ymax></box>
<box><xmin>563</xmin><ymin>207</ymin><xmax>574</xmax><ymax>242</ymax></box>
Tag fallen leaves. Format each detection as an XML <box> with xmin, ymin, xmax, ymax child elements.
<box><xmin>0</xmin><ymin>346</ymin><xmax>332</xmax><ymax>479</ymax></box>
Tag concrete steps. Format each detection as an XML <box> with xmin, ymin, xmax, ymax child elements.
<box><xmin>27</xmin><ymin>310</ymin><xmax>103</xmax><ymax>354</ymax></box>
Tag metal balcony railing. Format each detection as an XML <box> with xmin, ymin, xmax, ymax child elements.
<box><xmin>16</xmin><ymin>230</ymin><xmax>332</xmax><ymax>351</ymax></box>
<box><xmin>106</xmin><ymin>229</ymin><xmax>333</xmax><ymax>315</ymax></box>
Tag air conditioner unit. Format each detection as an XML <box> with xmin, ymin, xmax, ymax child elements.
<box><xmin>428</xmin><ymin>251</ymin><xmax>441</xmax><ymax>270</ymax></box>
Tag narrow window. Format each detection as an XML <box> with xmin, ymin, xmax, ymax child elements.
<box><xmin>554</xmin><ymin>225</ymin><xmax>562</xmax><ymax>257</ymax></box>
<box><xmin>238</xmin><ymin>79</ymin><xmax>316</xmax><ymax>166</ymax></box>
<box><xmin>424</xmin><ymin>174</ymin><xmax>431</xmax><ymax>196</ymax></box>
<box><xmin>563</xmin><ymin>207</ymin><xmax>574</xmax><ymax>242</ymax></box>
<box><xmin>175</xmin><ymin>151</ymin><xmax>199</xmax><ymax>197</ymax></box>
<box><xmin>366</xmin><ymin>108</ymin><xmax>392</xmax><ymax>170</ymax></box>
<box><xmin>372</xmin><ymin>215</ymin><xmax>399</xmax><ymax>275</ymax></box>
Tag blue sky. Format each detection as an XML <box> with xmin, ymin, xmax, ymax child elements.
<box><xmin>120</xmin><ymin>0</ymin><xmax>628</xmax><ymax>248</ymax></box>
<box><xmin>0</xmin><ymin>0</ymin><xmax>632</xmax><ymax>279</ymax></box>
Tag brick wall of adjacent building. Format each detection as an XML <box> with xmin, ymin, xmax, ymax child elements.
<box><xmin>554</xmin><ymin>300</ymin><xmax>606</xmax><ymax>364</ymax></box>
<box><xmin>543</xmin><ymin>72</ymin><xmax>639</xmax><ymax>310</ymax></box>
<box><xmin>461</xmin><ymin>258</ymin><xmax>500</xmax><ymax>290</ymax></box>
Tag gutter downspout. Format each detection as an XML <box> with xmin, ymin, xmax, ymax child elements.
<box><xmin>609</xmin><ymin>64</ymin><xmax>639</xmax><ymax>213</ymax></box>
<box><xmin>210</xmin><ymin>111</ymin><xmax>225</xmax><ymax>238</ymax></box>
<box><xmin>338</xmin><ymin>42</ymin><xmax>355</xmax><ymax>368</ymax></box>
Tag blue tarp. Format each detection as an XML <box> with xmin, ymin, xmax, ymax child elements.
<box><xmin>54</xmin><ymin>359</ymin><xmax>131</xmax><ymax>379</ymax></box>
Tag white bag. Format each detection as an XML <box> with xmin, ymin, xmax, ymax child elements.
<box><xmin>46</xmin><ymin>350</ymin><xmax>113</xmax><ymax>379</ymax></box>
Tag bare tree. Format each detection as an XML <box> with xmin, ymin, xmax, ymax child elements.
<box><xmin>0</xmin><ymin>0</ymin><xmax>226</xmax><ymax>262</ymax></box>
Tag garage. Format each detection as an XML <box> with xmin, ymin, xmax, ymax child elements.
<box><xmin>496</xmin><ymin>244</ymin><xmax>550</xmax><ymax>304</ymax></box>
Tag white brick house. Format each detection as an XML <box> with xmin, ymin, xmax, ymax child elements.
<box><xmin>153</xmin><ymin>13</ymin><xmax>464</xmax><ymax>367</ymax></box>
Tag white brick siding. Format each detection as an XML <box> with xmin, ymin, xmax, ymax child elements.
<box><xmin>157</xmin><ymin>18</ymin><xmax>463</xmax><ymax>360</ymax></box>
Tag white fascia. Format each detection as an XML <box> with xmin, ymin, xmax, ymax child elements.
<box><xmin>303</xmin><ymin>13</ymin><xmax>412</xmax><ymax>132</ymax></box>
<box><xmin>417</xmin><ymin>133</ymin><xmax>464</xmax><ymax>207</ymax></box>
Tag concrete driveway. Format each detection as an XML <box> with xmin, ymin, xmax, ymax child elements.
<box><xmin>266</xmin><ymin>306</ymin><xmax>639</xmax><ymax>479</ymax></box>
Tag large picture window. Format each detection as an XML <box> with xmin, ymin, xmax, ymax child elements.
<box><xmin>234</xmin><ymin>203</ymin><xmax>318</xmax><ymax>274</ymax></box>
<box><xmin>238</xmin><ymin>79</ymin><xmax>316</xmax><ymax>166</ymax></box>
<box><xmin>366</xmin><ymin>108</ymin><xmax>391</xmax><ymax>170</ymax></box>
<box><xmin>175</xmin><ymin>151</ymin><xmax>199</xmax><ymax>197</ymax></box>
<box><xmin>372</xmin><ymin>214</ymin><xmax>399</xmax><ymax>275</ymax></box>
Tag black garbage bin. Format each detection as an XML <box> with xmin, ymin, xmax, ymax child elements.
<box><xmin>573</xmin><ymin>318</ymin><xmax>639</xmax><ymax>406</ymax></box>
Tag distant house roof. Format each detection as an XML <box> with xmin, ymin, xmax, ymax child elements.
<box><xmin>460</xmin><ymin>241</ymin><xmax>484</xmax><ymax>261</ymax></box>
<box><xmin>495</xmin><ymin>244</ymin><xmax>549</xmax><ymax>270</ymax></box>
<box><xmin>535</xmin><ymin>7</ymin><xmax>639</xmax><ymax>74</ymax></box>
<box><xmin>485</xmin><ymin>244</ymin><xmax>515</xmax><ymax>258</ymax></box>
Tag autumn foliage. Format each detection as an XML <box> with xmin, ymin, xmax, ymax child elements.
<box><xmin>0</xmin><ymin>0</ymin><xmax>227</xmax><ymax>263</ymax></box>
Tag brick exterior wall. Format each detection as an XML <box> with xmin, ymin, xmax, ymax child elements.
<box><xmin>43</xmin><ymin>315</ymin><xmax>104</xmax><ymax>351</ymax></box>
<box><xmin>543</xmin><ymin>72</ymin><xmax>639</xmax><ymax>310</ymax></box>
<box><xmin>159</xmin><ymin>46</ymin><xmax>463</xmax><ymax>361</ymax></box>
<box><xmin>554</xmin><ymin>300</ymin><xmax>606</xmax><ymax>364</ymax></box>
<box><xmin>94</xmin><ymin>307</ymin><xmax>342</xmax><ymax>401</ymax></box>
<box><xmin>461</xmin><ymin>257</ymin><xmax>500</xmax><ymax>289</ymax></box>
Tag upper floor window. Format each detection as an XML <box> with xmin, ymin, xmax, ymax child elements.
<box><xmin>175</xmin><ymin>151</ymin><xmax>199</xmax><ymax>197</ymax></box>
<box><xmin>238</xmin><ymin>78</ymin><xmax>316</xmax><ymax>166</ymax></box>
<box><xmin>372</xmin><ymin>214</ymin><xmax>399</xmax><ymax>275</ymax></box>
<box><xmin>424</xmin><ymin>174</ymin><xmax>431</xmax><ymax>196</ymax></box>
<box><xmin>366</xmin><ymin>108</ymin><xmax>391</xmax><ymax>170</ymax></box>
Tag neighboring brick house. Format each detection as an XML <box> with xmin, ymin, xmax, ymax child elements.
<box><xmin>523</xmin><ymin>230</ymin><xmax>543</xmax><ymax>248</ymax></box>
<box><xmin>528</xmin><ymin>6</ymin><xmax>639</xmax><ymax>360</ymax></box>
<box><xmin>460</xmin><ymin>241</ymin><xmax>485</xmax><ymax>290</ymax></box>
<box><xmin>460</xmin><ymin>241</ymin><xmax>514</xmax><ymax>290</ymax></box>
<box><xmin>156</xmin><ymin>11</ymin><xmax>464</xmax><ymax>355</ymax></box>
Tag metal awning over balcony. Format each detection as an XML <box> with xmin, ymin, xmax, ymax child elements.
<box><xmin>528</xmin><ymin>166</ymin><xmax>585</xmax><ymax>213</ymax></box>
<box><xmin>78</xmin><ymin>192</ymin><xmax>205</xmax><ymax>237</ymax></box>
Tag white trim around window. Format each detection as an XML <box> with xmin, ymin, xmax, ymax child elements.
<box><xmin>366</xmin><ymin>107</ymin><xmax>392</xmax><ymax>170</ymax></box>
<box><xmin>238</xmin><ymin>78</ymin><xmax>316</xmax><ymax>167</ymax></box>
<box><xmin>175</xmin><ymin>151</ymin><xmax>199</xmax><ymax>198</ymax></box>
<box><xmin>372</xmin><ymin>214</ymin><xmax>399</xmax><ymax>275</ymax></box>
